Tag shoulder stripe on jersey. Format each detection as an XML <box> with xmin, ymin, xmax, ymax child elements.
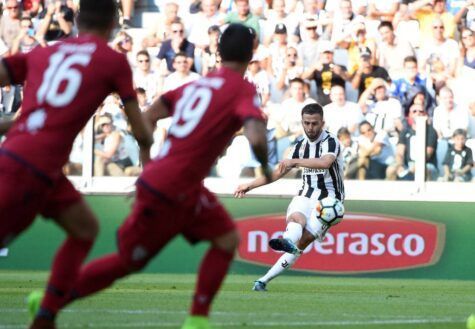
<box><xmin>327</xmin><ymin>137</ymin><xmax>337</xmax><ymax>154</ymax></box>
<box><xmin>292</xmin><ymin>140</ymin><xmax>303</xmax><ymax>159</ymax></box>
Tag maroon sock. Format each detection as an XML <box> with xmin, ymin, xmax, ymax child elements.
<box><xmin>40</xmin><ymin>237</ymin><xmax>93</xmax><ymax>317</ymax></box>
<box><xmin>191</xmin><ymin>247</ymin><xmax>234</xmax><ymax>316</ymax></box>
<box><xmin>66</xmin><ymin>253</ymin><xmax>130</xmax><ymax>304</ymax></box>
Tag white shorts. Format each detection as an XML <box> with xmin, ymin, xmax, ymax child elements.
<box><xmin>286</xmin><ymin>196</ymin><xmax>325</xmax><ymax>238</ymax></box>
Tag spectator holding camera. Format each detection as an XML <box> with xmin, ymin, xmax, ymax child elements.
<box><xmin>301</xmin><ymin>42</ymin><xmax>348</xmax><ymax>106</ymax></box>
<box><xmin>11</xmin><ymin>16</ymin><xmax>46</xmax><ymax>55</ymax></box>
<box><xmin>37</xmin><ymin>0</ymin><xmax>74</xmax><ymax>42</ymax></box>
<box><xmin>441</xmin><ymin>128</ymin><xmax>473</xmax><ymax>182</ymax></box>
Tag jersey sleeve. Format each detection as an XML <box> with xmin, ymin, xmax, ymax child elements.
<box><xmin>111</xmin><ymin>54</ymin><xmax>136</xmax><ymax>102</ymax></box>
<box><xmin>2</xmin><ymin>52</ymin><xmax>29</xmax><ymax>84</ymax></box>
<box><xmin>321</xmin><ymin>136</ymin><xmax>339</xmax><ymax>157</ymax></box>
<box><xmin>235</xmin><ymin>83</ymin><xmax>265</xmax><ymax>123</ymax></box>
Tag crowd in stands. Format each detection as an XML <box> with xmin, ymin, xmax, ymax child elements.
<box><xmin>0</xmin><ymin>0</ymin><xmax>474</xmax><ymax>181</ymax></box>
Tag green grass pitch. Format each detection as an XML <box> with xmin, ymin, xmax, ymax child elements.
<box><xmin>0</xmin><ymin>271</ymin><xmax>473</xmax><ymax>328</ymax></box>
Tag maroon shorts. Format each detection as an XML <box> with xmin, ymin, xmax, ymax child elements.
<box><xmin>117</xmin><ymin>182</ymin><xmax>236</xmax><ymax>269</ymax></box>
<box><xmin>0</xmin><ymin>154</ymin><xmax>81</xmax><ymax>247</ymax></box>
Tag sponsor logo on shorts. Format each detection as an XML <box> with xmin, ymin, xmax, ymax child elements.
<box><xmin>236</xmin><ymin>213</ymin><xmax>445</xmax><ymax>273</ymax></box>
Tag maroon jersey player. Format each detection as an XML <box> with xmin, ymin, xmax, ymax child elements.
<box><xmin>0</xmin><ymin>1</ymin><xmax>153</xmax><ymax>328</ymax></box>
<box><xmin>53</xmin><ymin>24</ymin><xmax>272</xmax><ymax>329</ymax></box>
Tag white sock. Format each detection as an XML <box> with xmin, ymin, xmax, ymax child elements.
<box><xmin>258</xmin><ymin>252</ymin><xmax>301</xmax><ymax>284</ymax></box>
<box><xmin>283</xmin><ymin>221</ymin><xmax>303</xmax><ymax>243</ymax></box>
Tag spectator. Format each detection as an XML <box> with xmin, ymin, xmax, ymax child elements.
<box><xmin>245</xmin><ymin>53</ymin><xmax>271</xmax><ymax>108</ymax></box>
<box><xmin>0</xmin><ymin>0</ymin><xmax>22</xmax><ymax>49</ymax></box>
<box><xmin>454</xmin><ymin>0</ymin><xmax>475</xmax><ymax>29</ymax></box>
<box><xmin>162</xmin><ymin>52</ymin><xmax>200</xmax><ymax>93</ymax></box>
<box><xmin>142</xmin><ymin>1</ymin><xmax>180</xmax><ymax>48</ymax></box>
<box><xmin>330</xmin><ymin>0</ymin><xmax>363</xmax><ymax>45</ymax></box>
<box><xmin>133</xmin><ymin>50</ymin><xmax>162</xmax><ymax>104</ymax></box>
<box><xmin>111</xmin><ymin>30</ymin><xmax>134</xmax><ymax>65</ymax></box>
<box><xmin>21</xmin><ymin>0</ymin><xmax>41</xmax><ymax>17</ymax></box>
<box><xmin>386</xmin><ymin>104</ymin><xmax>439</xmax><ymax>180</ymax></box>
<box><xmin>356</xmin><ymin>120</ymin><xmax>395</xmax><ymax>180</ymax></box>
<box><xmin>401</xmin><ymin>84</ymin><xmax>436</xmax><ymax>119</ymax></box>
<box><xmin>418</xmin><ymin>17</ymin><xmax>459</xmax><ymax>78</ymax></box>
<box><xmin>37</xmin><ymin>0</ymin><xmax>74</xmax><ymax>42</ymax></box>
<box><xmin>301</xmin><ymin>42</ymin><xmax>349</xmax><ymax>106</ymax></box>
<box><xmin>391</xmin><ymin>56</ymin><xmax>433</xmax><ymax>108</ymax></box>
<box><xmin>458</xmin><ymin>27</ymin><xmax>475</xmax><ymax>72</ymax></box>
<box><xmin>345</xmin><ymin>22</ymin><xmax>377</xmax><ymax>77</ymax></box>
<box><xmin>201</xmin><ymin>25</ymin><xmax>221</xmax><ymax>76</ymax></box>
<box><xmin>351</xmin><ymin>46</ymin><xmax>391</xmax><ymax>98</ymax></box>
<box><xmin>275</xmin><ymin>45</ymin><xmax>304</xmax><ymax>92</ymax></box>
<box><xmin>410</xmin><ymin>0</ymin><xmax>456</xmax><ymax>39</ymax></box>
<box><xmin>11</xmin><ymin>16</ymin><xmax>46</xmax><ymax>55</ymax></box>
<box><xmin>441</xmin><ymin>128</ymin><xmax>473</xmax><ymax>181</ymax></box>
<box><xmin>358</xmin><ymin>78</ymin><xmax>403</xmax><ymax>136</ymax></box>
<box><xmin>377</xmin><ymin>21</ymin><xmax>415</xmax><ymax>78</ymax></box>
<box><xmin>135</xmin><ymin>87</ymin><xmax>149</xmax><ymax>112</ymax></box>
<box><xmin>262</xmin><ymin>0</ymin><xmax>298</xmax><ymax>46</ymax></box>
<box><xmin>337</xmin><ymin>127</ymin><xmax>359</xmax><ymax>179</ymax></box>
<box><xmin>157</xmin><ymin>19</ymin><xmax>196</xmax><ymax>74</ymax></box>
<box><xmin>267</xmin><ymin>23</ymin><xmax>290</xmax><ymax>81</ymax></box>
<box><xmin>366</xmin><ymin>0</ymin><xmax>400</xmax><ymax>38</ymax></box>
<box><xmin>323</xmin><ymin>85</ymin><xmax>364</xmax><ymax>136</ymax></box>
<box><xmin>94</xmin><ymin>115</ymin><xmax>138</xmax><ymax>177</ymax></box>
<box><xmin>223</xmin><ymin>0</ymin><xmax>260</xmax><ymax>37</ymax></box>
<box><xmin>432</xmin><ymin>86</ymin><xmax>470</xmax><ymax>139</ymax></box>
<box><xmin>187</xmin><ymin>0</ymin><xmax>224</xmax><ymax>49</ymax></box>
<box><xmin>297</xmin><ymin>17</ymin><xmax>320</xmax><ymax>68</ymax></box>
<box><xmin>295</xmin><ymin>0</ymin><xmax>331</xmax><ymax>39</ymax></box>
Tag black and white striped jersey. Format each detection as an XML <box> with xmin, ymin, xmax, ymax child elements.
<box><xmin>288</xmin><ymin>130</ymin><xmax>345</xmax><ymax>201</ymax></box>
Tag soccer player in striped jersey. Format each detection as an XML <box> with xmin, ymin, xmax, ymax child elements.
<box><xmin>234</xmin><ymin>103</ymin><xmax>345</xmax><ymax>291</ymax></box>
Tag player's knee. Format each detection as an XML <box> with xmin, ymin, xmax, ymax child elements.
<box><xmin>212</xmin><ymin>230</ymin><xmax>240</xmax><ymax>253</ymax></box>
<box><xmin>287</xmin><ymin>213</ymin><xmax>306</xmax><ymax>227</ymax></box>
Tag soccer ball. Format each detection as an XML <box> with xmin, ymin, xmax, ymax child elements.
<box><xmin>315</xmin><ymin>197</ymin><xmax>345</xmax><ymax>226</ymax></box>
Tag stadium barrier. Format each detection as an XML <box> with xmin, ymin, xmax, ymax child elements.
<box><xmin>1</xmin><ymin>194</ymin><xmax>474</xmax><ymax>280</ymax></box>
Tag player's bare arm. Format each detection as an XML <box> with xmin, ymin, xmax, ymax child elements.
<box><xmin>280</xmin><ymin>154</ymin><xmax>336</xmax><ymax>171</ymax></box>
<box><xmin>0</xmin><ymin>61</ymin><xmax>12</xmax><ymax>87</ymax></box>
<box><xmin>234</xmin><ymin>165</ymin><xmax>291</xmax><ymax>198</ymax></box>
<box><xmin>0</xmin><ymin>117</ymin><xmax>14</xmax><ymax>135</ymax></box>
<box><xmin>122</xmin><ymin>98</ymin><xmax>154</xmax><ymax>165</ymax></box>
<box><xmin>143</xmin><ymin>97</ymin><xmax>170</xmax><ymax>126</ymax></box>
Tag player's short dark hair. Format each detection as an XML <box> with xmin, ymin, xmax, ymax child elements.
<box><xmin>378</xmin><ymin>21</ymin><xmax>393</xmax><ymax>31</ymax></box>
<box><xmin>219</xmin><ymin>24</ymin><xmax>254</xmax><ymax>63</ymax></box>
<box><xmin>301</xmin><ymin>103</ymin><xmax>323</xmax><ymax>117</ymax></box>
<box><xmin>77</xmin><ymin>0</ymin><xmax>118</xmax><ymax>30</ymax></box>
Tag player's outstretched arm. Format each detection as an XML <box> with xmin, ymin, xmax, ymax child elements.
<box><xmin>281</xmin><ymin>154</ymin><xmax>336</xmax><ymax>171</ymax></box>
<box><xmin>122</xmin><ymin>98</ymin><xmax>154</xmax><ymax>165</ymax></box>
<box><xmin>0</xmin><ymin>61</ymin><xmax>12</xmax><ymax>87</ymax></box>
<box><xmin>0</xmin><ymin>117</ymin><xmax>14</xmax><ymax>135</ymax></box>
